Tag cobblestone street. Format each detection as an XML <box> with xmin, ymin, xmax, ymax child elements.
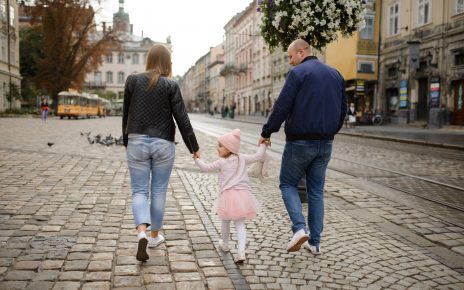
<box><xmin>0</xmin><ymin>117</ymin><xmax>464</xmax><ymax>289</ymax></box>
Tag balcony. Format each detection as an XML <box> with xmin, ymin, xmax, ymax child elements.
<box><xmin>85</xmin><ymin>81</ymin><xmax>106</xmax><ymax>89</ymax></box>
<box><xmin>220</xmin><ymin>65</ymin><xmax>238</xmax><ymax>76</ymax></box>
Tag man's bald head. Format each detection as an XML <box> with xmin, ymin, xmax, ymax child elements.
<box><xmin>289</xmin><ymin>39</ymin><xmax>311</xmax><ymax>53</ymax></box>
<box><xmin>287</xmin><ymin>39</ymin><xmax>312</xmax><ymax>67</ymax></box>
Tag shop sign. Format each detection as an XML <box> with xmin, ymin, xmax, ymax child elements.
<box><xmin>356</xmin><ymin>80</ymin><xmax>365</xmax><ymax>96</ymax></box>
<box><xmin>429</xmin><ymin>76</ymin><xmax>440</xmax><ymax>108</ymax></box>
<box><xmin>399</xmin><ymin>80</ymin><xmax>408</xmax><ymax>109</ymax></box>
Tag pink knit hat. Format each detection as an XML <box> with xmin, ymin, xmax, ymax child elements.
<box><xmin>218</xmin><ymin>129</ymin><xmax>241</xmax><ymax>154</ymax></box>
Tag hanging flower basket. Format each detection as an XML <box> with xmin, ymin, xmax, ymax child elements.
<box><xmin>257</xmin><ymin>0</ymin><xmax>366</xmax><ymax>51</ymax></box>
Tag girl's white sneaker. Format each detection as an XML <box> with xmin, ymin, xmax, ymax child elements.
<box><xmin>148</xmin><ymin>234</ymin><xmax>165</xmax><ymax>248</ymax></box>
<box><xmin>218</xmin><ymin>239</ymin><xmax>230</xmax><ymax>252</ymax></box>
<box><xmin>234</xmin><ymin>251</ymin><xmax>246</xmax><ymax>264</ymax></box>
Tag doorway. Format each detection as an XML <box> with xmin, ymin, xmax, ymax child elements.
<box><xmin>386</xmin><ymin>88</ymin><xmax>399</xmax><ymax>116</ymax></box>
<box><xmin>417</xmin><ymin>78</ymin><xmax>428</xmax><ymax>121</ymax></box>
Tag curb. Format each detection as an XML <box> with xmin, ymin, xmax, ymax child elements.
<box><xmin>338</xmin><ymin>131</ymin><xmax>464</xmax><ymax>151</ymax></box>
<box><xmin>205</xmin><ymin>115</ymin><xmax>464</xmax><ymax>151</ymax></box>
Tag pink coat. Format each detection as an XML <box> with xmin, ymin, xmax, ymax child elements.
<box><xmin>194</xmin><ymin>144</ymin><xmax>267</xmax><ymax>193</ymax></box>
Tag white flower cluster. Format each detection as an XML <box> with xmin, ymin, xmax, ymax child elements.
<box><xmin>259</xmin><ymin>0</ymin><xmax>366</xmax><ymax>50</ymax></box>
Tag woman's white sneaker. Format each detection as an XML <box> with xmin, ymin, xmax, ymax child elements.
<box><xmin>148</xmin><ymin>234</ymin><xmax>165</xmax><ymax>248</ymax></box>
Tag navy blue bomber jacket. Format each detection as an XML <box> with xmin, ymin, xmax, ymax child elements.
<box><xmin>261</xmin><ymin>56</ymin><xmax>347</xmax><ymax>141</ymax></box>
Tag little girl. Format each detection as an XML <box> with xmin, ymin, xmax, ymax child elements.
<box><xmin>194</xmin><ymin>129</ymin><xmax>267</xmax><ymax>263</ymax></box>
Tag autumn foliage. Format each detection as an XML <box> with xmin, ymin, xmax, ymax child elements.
<box><xmin>22</xmin><ymin>0</ymin><xmax>119</xmax><ymax>111</ymax></box>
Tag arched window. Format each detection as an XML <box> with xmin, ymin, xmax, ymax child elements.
<box><xmin>118</xmin><ymin>53</ymin><xmax>124</xmax><ymax>64</ymax></box>
<box><xmin>106</xmin><ymin>53</ymin><xmax>113</xmax><ymax>63</ymax></box>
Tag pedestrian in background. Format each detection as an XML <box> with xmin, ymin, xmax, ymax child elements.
<box><xmin>347</xmin><ymin>102</ymin><xmax>357</xmax><ymax>128</ymax></box>
<box><xmin>40</xmin><ymin>98</ymin><xmax>49</xmax><ymax>122</ymax></box>
<box><xmin>194</xmin><ymin>129</ymin><xmax>268</xmax><ymax>263</ymax></box>
<box><xmin>259</xmin><ymin>39</ymin><xmax>347</xmax><ymax>255</ymax></box>
<box><xmin>123</xmin><ymin>44</ymin><xmax>200</xmax><ymax>262</ymax></box>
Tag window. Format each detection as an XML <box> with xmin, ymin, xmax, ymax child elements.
<box><xmin>118</xmin><ymin>53</ymin><xmax>124</xmax><ymax>64</ymax></box>
<box><xmin>358</xmin><ymin>61</ymin><xmax>374</xmax><ymax>73</ymax></box>
<box><xmin>361</xmin><ymin>13</ymin><xmax>375</xmax><ymax>39</ymax></box>
<box><xmin>389</xmin><ymin>3</ymin><xmax>399</xmax><ymax>36</ymax></box>
<box><xmin>118</xmin><ymin>72</ymin><xmax>125</xmax><ymax>84</ymax></box>
<box><xmin>0</xmin><ymin>1</ymin><xmax>5</xmax><ymax>19</ymax></box>
<box><xmin>94</xmin><ymin>71</ymin><xmax>102</xmax><ymax>84</ymax></box>
<box><xmin>455</xmin><ymin>52</ymin><xmax>464</xmax><ymax>66</ymax></box>
<box><xmin>387</xmin><ymin>66</ymin><xmax>397</xmax><ymax>77</ymax></box>
<box><xmin>457</xmin><ymin>0</ymin><xmax>464</xmax><ymax>14</ymax></box>
<box><xmin>9</xmin><ymin>5</ymin><xmax>14</xmax><ymax>26</ymax></box>
<box><xmin>106</xmin><ymin>71</ymin><xmax>113</xmax><ymax>84</ymax></box>
<box><xmin>418</xmin><ymin>0</ymin><xmax>431</xmax><ymax>25</ymax></box>
<box><xmin>144</xmin><ymin>52</ymin><xmax>147</xmax><ymax>64</ymax></box>
<box><xmin>132</xmin><ymin>53</ymin><xmax>139</xmax><ymax>64</ymax></box>
<box><xmin>106</xmin><ymin>54</ymin><xmax>112</xmax><ymax>63</ymax></box>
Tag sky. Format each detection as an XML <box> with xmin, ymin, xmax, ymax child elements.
<box><xmin>97</xmin><ymin>0</ymin><xmax>254</xmax><ymax>76</ymax></box>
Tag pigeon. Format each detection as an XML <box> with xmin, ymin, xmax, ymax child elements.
<box><xmin>47</xmin><ymin>142</ymin><xmax>54</xmax><ymax>147</ymax></box>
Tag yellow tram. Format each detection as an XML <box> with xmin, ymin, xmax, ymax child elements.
<box><xmin>57</xmin><ymin>91</ymin><xmax>108</xmax><ymax>119</ymax></box>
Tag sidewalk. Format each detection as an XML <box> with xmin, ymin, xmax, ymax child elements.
<box><xmin>208</xmin><ymin>113</ymin><xmax>464</xmax><ymax>150</ymax></box>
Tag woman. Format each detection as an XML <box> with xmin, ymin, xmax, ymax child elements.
<box><xmin>40</xmin><ymin>98</ymin><xmax>49</xmax><ymax>122</ymax></box>
<box><xmin>123</xmin><ymin>44</ymin><xmax>199</xmax><ymax>262</ymax></box>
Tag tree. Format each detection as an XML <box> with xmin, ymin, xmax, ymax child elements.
<box><xmin>257</xmin><ymin>0</ymin><xmax>366</xmax><ymax>51</ymax></box>
<box><xmin>22</xmin><ymin>0</ymin><xmax>120</xmax><ymax>112</ymax></box>
<box><xmin>19</xmin><ymin>25</ymin><xmax>45</xmax><ymax>106</ymax></box>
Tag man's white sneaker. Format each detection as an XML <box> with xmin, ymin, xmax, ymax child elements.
<box><xmin>302</xmin><ymin>241</ymin><xmax>322</xmax><ymax>255</ymax></box>
<box><xmin>286</xmin><ymin>229</ymin><xmax>309</xmax><ymax>252</ymax></box>
<box><xmin>218</xmin><ymin>239</ymin><xmax>230</xmax><ymax>252</ymax></box>
<box><xmin>148</xmin><ymin>234</ymin><xmax>165</xmax><ymax>248</ymax></box>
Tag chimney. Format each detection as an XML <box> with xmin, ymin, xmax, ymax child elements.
<box><xmin>130</xmin><ymin>24</ymin><xmax>133</xmax><ymax>34</ymax></box>
<box><xmin>102</xmin><ymin>21</ymin><xmax>106</xmax><ymax>33</ymax></box>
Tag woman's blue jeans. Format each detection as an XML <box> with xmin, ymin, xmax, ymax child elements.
<box><xmin>279</xmin><ymin>140</ymin><xmax>333</xmax><ymax>246</ymax></box>
<box><xmin>126</xmin><ymin>136</ymin><xmax>175</xmax><ymax>230</ymax></box>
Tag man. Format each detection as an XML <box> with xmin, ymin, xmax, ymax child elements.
<box><xmin>259</xmin><ymin>39</ymin><xmax>347</xmax><ymax>254</ymax></box>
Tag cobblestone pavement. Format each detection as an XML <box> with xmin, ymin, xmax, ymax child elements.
<box><xmin>0</xmin><ymin>117</ymin><xmax>464</xmax><ymax>289</ymax></box>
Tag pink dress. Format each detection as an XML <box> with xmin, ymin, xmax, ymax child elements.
<box><xmin>195</xmin><ymin>144</ymin><xmax>266</xmax><ymax>220</ymax></box>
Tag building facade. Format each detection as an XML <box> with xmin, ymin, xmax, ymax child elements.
<box><xmin>208</xmin><ymin>44</ymin><xmax>225</xmax><ymax>114</ymax></box>
<box><xmin>378</xmin><ymin>0</ymin><xmax>464</xmax><ymax>126</ymax></box>
<box><xmin>233</xmin><ymin>2</ymin><xmax>254</xmax><ymax>116</ymax></box>
<box><xmin>325</xmin><ymin>0</ymin><xmax>380</xmax><ymax>123</ymax></box>
<box><xmin>84</xmin><ymin>0</ymin><xmax>170</xmax><ymax>103</ymax></box>
<box><xmin>251</xmin><ymin>10</ymin><xmax>272</xmax><ymax>117</ymax></box>
<box><xmin>0</xmin><ymin>0</ymin><xmax>21</xmax><ymax>112</ymax></box>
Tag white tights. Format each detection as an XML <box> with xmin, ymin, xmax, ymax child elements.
<box><xmin>221</xmin><ymin>218</ymin><xmax>246</xmax><ymax>253</ymax></box>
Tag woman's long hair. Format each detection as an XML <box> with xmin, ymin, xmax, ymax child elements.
<box><xmin>145</xmin><ymin>44</ymin><xmax>172</xmax><ymax>89</ymax></box>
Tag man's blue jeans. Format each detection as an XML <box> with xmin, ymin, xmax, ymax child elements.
<box><xmin>126</xmin><ymin>136</ymin><xmax>175</xmax><ymax>230</ymax></box>
<box><xmin>279</xmin><ymin>139</ymin><xmax>333</xmax><ymax>246</ymax></box>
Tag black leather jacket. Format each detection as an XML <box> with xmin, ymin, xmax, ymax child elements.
<box><xmin>122</xmin><ymin>73</ymin><xmax>199</xmax><ymax>153</ymax></box>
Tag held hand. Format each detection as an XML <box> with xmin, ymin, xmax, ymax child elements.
<box><xmin>259</xmin><ymin>137</ymin><xmax>271</xmax><ymax>147</ymax></box>
<box><xmin>193</xmin><ymin>151</ymin><xmax>200</xmax><ymax>159</ymax></box>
